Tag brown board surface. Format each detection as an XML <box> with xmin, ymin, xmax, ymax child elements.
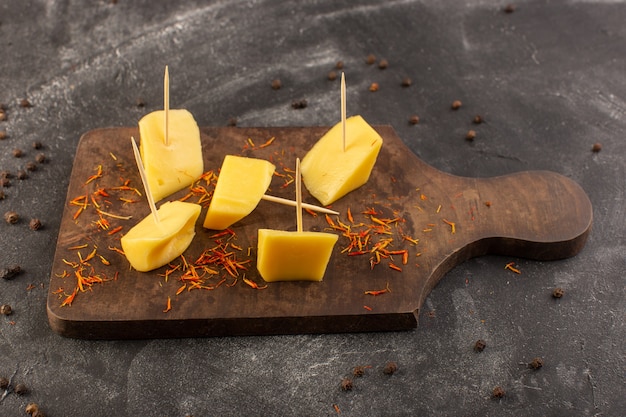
<box><xmin>47</xmin><ymin>126</ymin><xmax>592</xmax><ymax>339</ymax></box>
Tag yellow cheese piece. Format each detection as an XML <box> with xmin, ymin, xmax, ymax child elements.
<box><xmin>300</xmin><ymin>115</ymin><xmax>383</xmax><ymax>206</ymax></box>
<box><xmin>121</xmin><ymin>201</ymin><xmax>201</xmax><ymax>272</ymax></box>
<box><xmin>203</xmin><ymin>155</ymin><xmax>275</xmax><ymax>230</ymax></box>
<box><xmin>138</xmin><ymin>109</ymin><xmax>203</xmax><ymax>202</ymax></box>
<box><xmin>256</xmin><ymin>229</ymin><xmax>338</xmax><ymax>282</ymax></box>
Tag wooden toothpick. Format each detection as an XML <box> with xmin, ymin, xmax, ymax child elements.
<box><xmin>341</xmin><ymin>71</ymin><xmax>346</xmax><ymax>152</ymax></box>
<box><xmin>131</xmin><ymin>137</ymin><xmax>160</xmax><ymax>223</ymax></box>
<box><xmin>260</xmin><ymin>195</ymin><xmax>338</xmax><ymax>215</ymax></box>
<box><xmin>295</xmin><ymin>158</ymin><xmax>303</xmax><ymax>233</ymax></box>
<box><xmin>164</xmin><ymin>65</ymin><xmax>170</xmax><ymax>146</ymax></box>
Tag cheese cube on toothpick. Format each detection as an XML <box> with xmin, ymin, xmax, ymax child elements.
<box><xmin>256</xmin><ymin>158</ymin><xmax>338</xmax><ymax>282</ymax></box>
<box><xmin>300</xmin><ymin>72</ymin><xmax>383</xmax><ymax>206</ymax></box>
<box><xmin>203</xmin><ymin>155</ymin><xmax>339</xmax><ymax>230</ymax></box>
<box><xmin>120</xmin><ymin>137</ymin><xmax>201</xmax><ymax>272</ymax></box>
<box><xmin>138</xmin><ymin>66</ymin><xmax>203</xmax><ymax>202</ymax></box>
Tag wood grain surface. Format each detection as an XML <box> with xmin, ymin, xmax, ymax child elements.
<box><xmin>47</xmin><ymin>126</ymin><xmax>592</xmax><ymax>339</ymax></box>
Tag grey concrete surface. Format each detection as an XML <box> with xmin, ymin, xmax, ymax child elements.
<box><xmin>0</xmin><ymin>0</ymin><xmax>624</xmax><ymax>416</ymax></box>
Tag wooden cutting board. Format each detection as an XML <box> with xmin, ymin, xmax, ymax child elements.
<box><xmin>47</xmin><ymin>126</ymin><xmax>592</xmax><ymax>339</ymax></box>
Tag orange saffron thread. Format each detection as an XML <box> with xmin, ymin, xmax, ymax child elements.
<box><xmin>107</xmin><ymin>226</ymin><xmax>123</xmax><ymax>235</ymax></box>
<box><xmin>442</xmin><ymin>219</ymin><xmax>456</xmax><ymax>234</ymax></box>
<box><xmin>364</xmin><ymin>282</ymin><xmax>391</xmax><ymax>296</ymax></box>
<box><xmin>243</xmin><ymin>276</ymin><xmax>267</xmax><ymax>290</ymax></box>
<box><xmin>388</xmin><ymin>263</ymin><xmax>402</xmax><ymax>272</ymax></box>
<box><xmin>505</xmin><ymin>262</ymin><xmax>521</xmax><ymax>274</ymax></box>
<box><xmin>163</xmin><ymin>297</ymin><xmax>172</xmax><ymax>313</ymax></box>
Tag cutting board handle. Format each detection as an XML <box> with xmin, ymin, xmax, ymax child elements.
<box><xmin>408</xmin><ymin>164</ymin><xmax>593</xmax><ymax>311</ymax></box>
<box><xmin>459</xmin><ymin>170</ymin><xmax>593</xmax><ymax>260</ymax></box>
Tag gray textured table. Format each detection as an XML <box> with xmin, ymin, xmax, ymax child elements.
<box><xmin>1</xmin><ymin>1</ymin><xmax>624</xmax><ymax>416</ymax></box>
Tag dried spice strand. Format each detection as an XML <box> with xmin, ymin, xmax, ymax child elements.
<box><xmin>259</xmin><ymin>136</ymin><xmax>275</xmax><ymax>148</ymax></box>
<box><xmin>107</xmin><ymin>225</ymin><xmax>123</xmax><ymax>235</ymax></box>
<box><xmin>243</xmin><ymin>276</ymin><xmax>267</xmax><ymax>290</ymax></box>
<box><xmin>347</xmin><ymin>207</ymin><xmax>354</xmax><ymax>223</ymax></box>
<box><xmin>442</xmin><ymin>219</ymin><xmax>456</xmax><ymax>234</ymax></box>
<box><xmin>84</xmin><ymin>165</ymin><xmax>103</xmax><ymax>185</ymax></box>
<box><xmin>60</xmin><ymin>287</ymin><xmax>78</xmax><ymax>307</ymax></box>
<box><xmin>388</xmin><ymin>262</ymin><xmax>402</xmax><ymax>272</ymax></box>
<box><xmin>163</xmin><ymin>297</ymin><xmax>172</xmax><ymax>313</ymax></box>
<box><xmin>504</xmin><ymin>262</ymin><xmax>521</xmax><ymax>274</ymax></box>
<box><xmin>364</xmin><ymin>282</ymin><xmax>391</xmax><ymax>296</ymax></box>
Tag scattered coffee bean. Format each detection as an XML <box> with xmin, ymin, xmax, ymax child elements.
<box><xmin>35</xmin><ymin>153</ymin><xmax>46</xmax><ymax>163</ymax></box>
<box><xmin>492</xmin><ymin>386</ymin><xmax>505</xmax><ymax>398</ymax></box>
<box><xmin>335</xmin><ymin>61</ymin><xmax>344</xmax><ymax>69</ymax></box>
<box><xmin>529</xmin><ymin>357</ymin><xmax>544</xmax><ymax>369</ymax></box>
<box><xmin>0</xmin><ymin>110</ymin><xmax>7</xmax><ymax>121</ymax></box>
<box><xmin>19</xmin><ymin>99</ymin><xmax>32</xmax><ymax>108</ymax></box>
<box><xmin>17</xmin><ymin>170</ymin><xmax>28</xmax><ymax>180</ymax></box>
<box><xmin>591</xmin><ymin>143</ymin><xmax>602</xmax><ymax>153</ymax></box>
<box><xmin>485</xmin><ymin>201</ymin><xmax>492</xmax><ymax>207</ymax></box>
<box><xmin>14</xmin><ymin>383</ymin><xmax>28</xmax><ymax>395</ymax></box>
<box><xmin>227</xmin><ymin>117</ymin><xmax>237</xmax><ymax>127</ymax></box>
<box><xmin>32</xmin><ymin>141</ymin><xmax>42</xmax><ymax>150</ymax></box>
<box><xmin>327</xmin><ymin>71</ymin><xmax>337</xmax><ymax>81</ymax></box>
<box><xmin>383</xmin><ymin>361</ymin><xmax>397</xmax><ymax>375</ymax></box>
<box><xmin>26</xmin><ymin>403</ymin><xmax>40</xmax><ymax>415</ymax></box>
<box><xmin>25</xmin><ymin>161</ymin><xmax>37</xmax><ymax>172</ymax></box>
<box><xmin>378</xmin><ymin>59</ymin><xmax>388</xmax><ymax>69</ymax></box>
<box><xmin>401</xmin><ymin>77</ymin><xmax>412</xmax><ymax>87</ymax></box>
<box><xmin>473</xmin><ymin>115</ymin><xmax>483</xmax><ymax>124</ymax></box>
<box><xmin>451</xmin><ymin>100</ymin><xmax>462</xmax><ymax>110</ymax></box>
<box><xmin>466</xmin><ymin>130</ymin><xmax>476</xmax><ymax>141</ymax></box>
<box><xmin>135</xmin><ymin>97</ymin><xmax>146</xmax><ymax>108</ymax></box>
<box><xmin>4</xmin><ymin>210</ymin><xmax>19</xmax><ymax>224</ymax></box>
<box><xmin>29</xmin><ymin>218</ymin><xmax>42</xmax><ymax>231</ymax></box>
<box><xmin>27</xmin><ymin>405</ymin><xmax>46</xmax><ymax>417</ymax></box>
<box><xmin>353</xmin><ymin>366</ymin><xmax>366</xmax><ymax>377</ymax></box>
<box><xmin>0</xmin><ymin>190</ymin><xmax>5</xmax><ymax>200</ymax></box>
<box><xmin>474</xmin><ymin>339</ymin><xmax>486</xmax><ymax>352</ymax></box>
<box><xmin>409</xmin><ymin>115</ymin><xmax>420</xmax><ymax>125</ymax></box>
<box><xmin>291</xmin><ymin>99</ymin><xmax>307</xmax><ymax>109</ymax></box>
<box><xmin>0</xmin><ymin>178</ymin><xmax>10</xmax><ymax>188</ymax></box>
<box><xmin>340</xmin><ymin>377</ymin><xmax>353</xmax><ymax>391</ymax></box>
<box><xmin>0</xmin><ymin>130</ymin><xmax>6</xmax><ymax>140</ymax></box>
<box><xmin>504</xmin><ymin>4</ymin><xmax>515</xmax><ymax>13</ymax></box>
<box><xmin>271</xmin><ymin>79</ymin><xmax>282</xmax><ymax>90</ymax></box>
<box><xmin>369</xmin><ymin>82</ymin><xmax>379</xmax><ymax>92</ymax></box>
<box><xmin>1</xmin><ymin>264</ymin><xmax>22</xmax><ymax>280</ymax></box>
<box><xmin>0</xmin><ymin>304</ymin><xmax>12</xmax><ymax>315</ymax></box>
<box><xmin>12</xmin><ymin>148</ymin><xmax>23</xmax><ymax>158</ymax></box>
<box><xmin>552</xmin><ymin>287</ymin><xmax>564</xmax><ymax>298</ymax></box>
<box><xmin>366</xmin><ymin>54</ymin><xmax>376</xmax><ymax>65</ymax></box>
<box><xmin>0</xmin><ymin>377</ymin><xmax>9</xmax><ymax>389</ymax></box>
